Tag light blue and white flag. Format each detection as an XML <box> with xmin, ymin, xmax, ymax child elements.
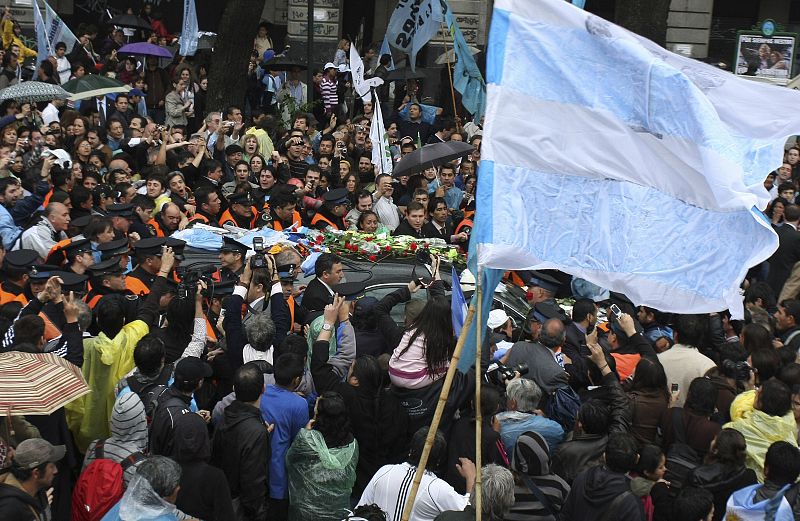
<box><xmin>443</xmin><ymin>0</ymin><xmax>486</xmax><ymax>119</ymax></box>
<box><xmin>451</xmin><ymin>266</ymin><xmax>468</xmax><ymax>337</ymax></box>
<box><xmin>370</xmin><ymin>90</ymin><xmax>393</xmax><ymax>175</ymax></box>
<box><xmin>34</xmin><ymin>0</ymin><xmax>78</xmax><ymax>63</ymax></box>
<box><xmin>379</xmin><ymin>35</ymin><xmax>395</xmax><ymax>70</ymax></box>
<box><xmin>179</xmin><ymin>0</ymin><xmax>200</xmax><ymax>56</ymax></box>
<box><xmin>386</xmin><ymin>0</ymin><xmax>445</xmax><ymax>71</ymax></box>
<box><xmin>473</xmin><ymin>0</ymin><xmax>800</xmax><ymax>318</ymax></box>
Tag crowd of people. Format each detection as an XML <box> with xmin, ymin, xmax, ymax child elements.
<box><xmin>2</xmin><ymin>5</ymin><xmax>800</xmax><ymax>521</ymax></box>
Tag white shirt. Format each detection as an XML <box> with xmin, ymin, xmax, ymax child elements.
<box><xmin>373</xmin><ymin>194</ymin><xmax>400</xmax><ymax>231</ymax></box>
<box><xmin>358</xmin><ymin>463</ymin><xmax>470</xmax><ymax>521</ymax></box>
<box><xmin>20</xmin><ymin>218</ymin><xmax>66</xmax><ymax>260</ymax></box>
<box><xmin>56</xmin><ymin>56</ymin><xmax>71</xmax><ymax>85</ymax></box>
<box><xmin>657</xmin><ymin>344</ymin><xmax>717</xmax><ymax>407</ymax></box>
<box><xmin>42</xmin><ymin>103</ymin><xmax>59</xmax><ymax>125</ymax></box>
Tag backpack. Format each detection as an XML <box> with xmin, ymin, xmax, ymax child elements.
<box><xmin>663</xmin><ymin>408</ymin><xmax>701</xmax><ymax>493</ymax></box>
<box><xmin>71</xmin><ymin>439</ymin><xmax>144</xmax><ymax>521</ymax></box>
<box><xmin>127</xmin><ymin>365</ymin><xmax>173</xmax><ymax>423</ymax></box>
<box><xmin>545</xmin><ymin>386</ymin><xmax>581</xmax><ymax>432</ymax></box>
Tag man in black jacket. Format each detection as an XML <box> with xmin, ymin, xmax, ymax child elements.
<box><xmin>393</xmin><ymin>201</ymin><xmax>426</xmax><ymax>238</ymax></box>
<box><xmin>149</xmin><ymin>357</ymin><xmax>213</xmax><ymax>457</ymax></box>
<box><xmin>563</xmin><ymin>298</ymin><xmax>597</xmax><ymax>392</ymax></box>
<box><xmin>301</xmin><ymin>252</ymin><xmax>343</xmax><ymax>313</ymax></box>
<box><xmin>0</xmin><ymin>438</ymin><xmax>64</xmax><ymax>521</ymax></box>
<box><xmin>212</xmin><ymin>363</ymin><xmax>271</xmax><ymax>521</ymax></box>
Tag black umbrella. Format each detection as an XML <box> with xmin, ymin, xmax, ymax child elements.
<box><xmin>387</xmin><ymin>67</ymin><xmax>427</xmax><ymax>81</ymax></box>
<box><xmin>109</xmin><ymin>14</ymin><xmax>152</xmax><ymax>31</ymax></box>
<box><xmin>393</xmin><ymin>141</ymin><xmax>475</xmax><ymax>178</ymax></box>
<box><xmin>262</xmin><ymin>56</ymin><xmax>308</xmax><ymax>71</ymax></box>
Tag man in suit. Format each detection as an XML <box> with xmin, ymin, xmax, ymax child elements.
<box><xmin>80</xmin><ymin>95</ymin><xmax>112</xmax><ymax>128</ymax></box>
<box><xmin>300</xmin><ymin>252</ymin><xmax>343</xmax><ymax>313</ymax></box>
<box><xmin>767</xmin><ymin>204</ymin><xmax>800</xmax><ymax>296</ymax></box>
<box><xmin>562</xmin><ymin>298</ymin><xmax>597</xmax><ymax>392</ymax></box>
<box><xmin>422</xmin><ymin>197</ymin><xmax>468</xmax><ymax>244</ymax></box>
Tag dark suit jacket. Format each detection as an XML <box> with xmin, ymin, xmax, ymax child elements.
<box><xmin>300</xmin><ymin>277</ymin><xmax>333</xmax><ymax>313</ymax></box>
<box><xmin>563</xmin><ymin>322</ymin><xmax>592</xmax><ymax>391</ymax></box>
<box><xmin>422</xmin><ymin>221</ymin><xmax>452</xmax><ymax>242</ymax></box>
<box><xmin>767</xmin><ymin>224</ymin><xmax>800</xmax><ymax>295</ymax></box>
<box><xmin>392</xmin><ymin>220</ymin><xmax>425</xmax><ymax>239</ymax></box>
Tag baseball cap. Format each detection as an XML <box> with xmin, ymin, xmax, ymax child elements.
<box><xmin>487</xmin><ymin>309</ymin><xmax>511</xmax><ymax>330</ymax></box>
<box><xmin>13</xmin><ymin>438</ymin><xmax>65</xmax><ymax>469</ymax></box>
<box><xmin>175</xmin><ymin>357</ymin><xmax>213</xmax><ymax>383</ymax></box>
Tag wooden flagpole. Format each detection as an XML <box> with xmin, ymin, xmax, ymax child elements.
<box><xmin>399</xmin><ymin>302</ymin><xmax>476</xmax><ymax>521</ymax></box>
<box><xmin>440</xmin><ymin>22</ymin><xmax>461</xmax><ymax>133</ymax></box>
<box><xmin>474</xmin><ymin>267</ymin><xmax>483</xmax><ymax>514</ymax></box>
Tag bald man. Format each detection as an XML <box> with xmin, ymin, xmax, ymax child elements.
<box><xmin>21</xmin><ymin>202</ymin><xmax>71</xmax><ymax>260</ymax></box>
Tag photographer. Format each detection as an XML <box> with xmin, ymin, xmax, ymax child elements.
<box><xmin>224</xmin><ymin>253</ymin><xmax>290</xmax><ymax>370</ymax></box>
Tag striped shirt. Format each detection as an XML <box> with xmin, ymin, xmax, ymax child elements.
<box><xmin>321</xmin><ymin>77</ymin><xmax>338</xmax><ymax>112</ymax></box>
<box><xmin>357</xmin><ymin>463</ymin><xmax>469</xmax><ymax>521</ymax></box>
<box><xmin>506</xmin><ymin>478</ymin><xmax>570</xmax><ymax>521</ymax></box>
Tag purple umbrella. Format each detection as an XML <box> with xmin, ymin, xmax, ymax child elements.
<box><xmin>119</xmin><ymin>42</ymin><xmax>173</xmax><ymax>59</ymax></box>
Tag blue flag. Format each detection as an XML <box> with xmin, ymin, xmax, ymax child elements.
<box><xmin>386</xmin><ymin>0</ymin><xmax>445</xmax><ymax>71</ymax></box>
<box><xmin>451</xmin><ymin>266</ymin><xmax>467</xmax><ymax>337</ymax></box>
<box><xmin>179</xmin><ymin>0</ymin><xmax>200</xmax><ymax>56</ymax></box>
<box><xmin>472</xmin><ymin>0</ymin><xmax>798</xmax><ymax>318</ymax></box>
<box><xmin>34</xmin><ymin>0</ymin><xmax>78</xmax><ymax>63</ymax></box>
<box><xmin>443</xmin><ymin>0</ymin><xmax>486</xmax><ymax>119</ymax></box>
<box><xmin>379</xmin><ymin>35</ymin><xmax>395</xmax><ymax>71</ymax></box>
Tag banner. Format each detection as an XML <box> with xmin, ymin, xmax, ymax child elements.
<box><xmin>470</xmin><ymin>0</ymin><xmax>800</xmax><ymax>318</ymax></box>
<box><xmin>179</xmin><ymin>0</ymin><xmax>200</xmax><ymax>56</ymax></box>
<box><xmin>34</xmin><ymin>0</ymin><xmax>78</xmax><ymax>62</ymax></box>
<box><xmin>443</xmin><ymin>0</ymin><xmax>486</xmax><ymax>119</ymax></box>
<box><xmin>735</xmin><ymin>33</ymin><xmax>795</xmax><ymax>80</ymax></box>
<box><xmin>386</xmin><ymin>0</ymin><xmax>445</xmax><ymax>71</ymax></box>
<box><xmin>369</xmin><ymin>90</ymin><xmax>393</xmax><ymax>175</ymax></box>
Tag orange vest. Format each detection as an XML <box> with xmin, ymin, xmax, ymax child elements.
<box><xmin>46</xmin><ymin>238</ymin><xmax>74</xmax><ymax>266</ymax></box>
<box><xmin>455</xmin><ymin>218</ymin><xmax>473</xmax><ymax>236</ymax></box>
<box><xmin>146</xmin><ymin>218</ymin><xmax>166</xmax><ymax>238</ymax></box>
<box><xmin>125</xmin><ymin>276</ymin><xmax>150</xmax><ymax>297</ymax></box>
<box><xmin>42</xmin><ymin>188</ymin><xmax>54</xmax><ymax>208</ymax></box>
<box><xmin>188</xmin><ymin>212</ymin><xmax>210</xmax><ymax>226</ymax></box>
<box><xmin>86</xmin><ymin>293</ymin><xmax>104</xmax><ymax>309</ymax></box>
<box><xmin>219</xmin><ymin>208</ymin><xmax>257</xmax><ymax>229</ymax></box>
<box><xmin>311</xmin><ymin>213</ymin><xmax>340</xmax><ymax>231</ymax></box>
<box><xmin>272</xmin><ymin>211</ymin><xmax>302</xmax><ymax>232</ymax></box>
<box><xmin>0</xmin><ymin>285</ymin><xmax>20</xmax><ymax>305</ymax></box>
<box><xmin>504</xmin><ymin>271</ymin><xmax>527</xmax><ymax>289</ymax></box>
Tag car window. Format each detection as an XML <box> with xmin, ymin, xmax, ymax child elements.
<box><xmin>364</xmin><ymin>284</ymin><xmax>427</xmax><ymax>326</ymax></box>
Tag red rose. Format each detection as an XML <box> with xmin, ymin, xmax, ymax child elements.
<box><xmin>315</xmin><ymin>236</ymin><xmax>323</xmax><ymax>244</ymax></box>
<box><xmin>410</xmin><ymin>243</ymin><xmax>418</xmax><ymax>251</ymax></box>
<box><xmin>422</xmin><ymin>243</ymin><xmax>429</xmax><ymax>249</ymax></box>
<box><xmin>369</xmin><ymin>255</ymin><xmax>377</xmax><ymax>262</ymax></box>
<box><xmin>365</xmin><ymin>236</ymin><xmax>373</xmax><ymax>242</ymax></box>
<box><xmin>384</xmin><ymin>246</ymin><xmax>392</xmax><ymax>252</ymax></box>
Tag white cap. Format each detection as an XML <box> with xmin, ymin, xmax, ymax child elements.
<box><xmin>337</xmin><ymin>64</ymin><xmax>350</xmax><ymax>73</ymax></box>
<box><xmin>487</xmin><ymin>309</ymin><xmax>510</xmax><ymax>330</ymax></box>
<box><xmin>323</xmin><ymin>62</ymin><xmax>336</xmax><ymax>70</ymax></box>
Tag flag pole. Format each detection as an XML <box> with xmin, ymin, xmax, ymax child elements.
<box><xmin>400</xmin><ymin>301</ymin><xmax>476</xmax><ymax>521</ymax></box>
<box><xmin>440</xmin><ymin>22</ymin><xmax>461</xmax><ymax>133</ymax></box>
<box><xmin>474</xmin><ymin>266</ymin><xmax>483</xmax><ymax>514</ymax></box>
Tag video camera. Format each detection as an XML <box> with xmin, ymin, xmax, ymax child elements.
<box><xmin>484</xmin><ymin>362</ymin><xmax>529</xmax><ymax>386</ymax></box>
<box><xmin>721</xmin><ymin>359</ymin><xmax>752</xmax><ymax>382</ymax></box>
<box><xmin>176</xmin><ymin>263</ymin><xmax>217</xmax><ymax>300</ymax></box>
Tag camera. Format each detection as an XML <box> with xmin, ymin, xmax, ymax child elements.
<box><xmin>176</xmin><ymin>263</ymin><xmax>216</xmax><ymax>299</ymax></box>
<box><xmin>250</xmin><ymin>237</ymin><xmax>267</xmax><ymax>269</ymax></box>
<box><xmin>484</xmin><ymin>362</ymin><xmax>529</xmax><ymax>386</ymax></box>
<box><xmin>722</xmin><ymin>359</ymin><xmax>752</xmax><ymax>381</ymax></box>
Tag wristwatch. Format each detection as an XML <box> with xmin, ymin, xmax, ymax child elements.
<box><xmin>322</xmin><ymin>323</ymin><xmax>333</xmax><ymax>331</ymax></box>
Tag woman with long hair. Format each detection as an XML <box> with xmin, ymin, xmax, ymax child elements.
<box><xmin>73</xmin><ymin>137</ymin><xmax>92</xmax><ymax>164</ymax></box>
<box><xmin>286</xmin><ymin>392</ymin><xmax>359</xmax><ymax>521</ymax></box>
<box><xmin>687</xmin><ymin>429</ymin><xmax>757</xmax><ymax>521</ymax></box>
<box><xmin>627</xmin><ymin>358</ymin><xmax>670</xmax><ymax>446</ymax></box>
<box><xmin>767</xmin><ymin>196</ymin><xmax>789</xmax><ymax>227</ymax></box>
<box><xmin>389</xmin><ymin>293</ymin><xmax>454</xmax><ymax>390</ymax></box>
<box><xmin>152</xmin><ymin>295</ymin><xmax>196</xmax><ymax>363</ymax></box>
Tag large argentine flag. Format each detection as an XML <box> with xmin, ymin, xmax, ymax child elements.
<box><xmin>472</xmin><ymin>0</ymin><xmax>800</xmax><ymax>317</ymax></box>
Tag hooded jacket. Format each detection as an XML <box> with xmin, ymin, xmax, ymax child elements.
<box><xmin>0</xmin><ymin>473</ymin><xmax>44</xmax><ymax>521</ymax></box>
<box><xmin>559</xmin><ymin>465</ymin><xmax>643</xmax><ymax>521</ymax></box>
<box><xmin>211</xmin><ymin>400</ymin><xmax>270</xmax><ymax>521</ymax></box>
<box><xmin>724</xmin><ymin>407</ymin><xmax>798</xmax><ymax>483</ymax></box>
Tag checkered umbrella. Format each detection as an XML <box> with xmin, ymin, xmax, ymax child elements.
<box><xmin>0</xmin><ymin>352</ymin><xmax>90</xmax><ymax>415</ymax></box>
<box><xmin>0</xmin><ymin>81</ymin><xmax>71</xmax><ymax>104</ymax></box>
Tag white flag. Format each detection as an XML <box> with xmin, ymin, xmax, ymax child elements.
<box><xmin>350</xmin><ymin>44</ymin><xmax>384</xmax><ymax>101</ymax></box>
<box><xmin>370</xmin><ymin>92</ymin><xmax>393</xmax><ymax>175</ymax></box>
<box><xmin>35</xmin><ymin>0</ymin><xmax>78</xmax><ymax>63</ymax></box>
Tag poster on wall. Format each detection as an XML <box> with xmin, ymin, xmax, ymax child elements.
<box><xmin>735</xmin><ymin>33</ymin><xmax>796</xmax><ymax>79</ymax></box>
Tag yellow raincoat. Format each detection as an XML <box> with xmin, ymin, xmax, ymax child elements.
<box><xmin>1</xmin><ymin>19</ymin><xmax>37</xmax><ymax>60</ymax></box>
<box><xmin>65</xmin><ymin>319</ymin><xmax>150</xmax><ymax>451</ymax></box>
<box><xmin>242</xmin><ymin>127</ymin><xmax>274</xmax><ymax>160</ymax></box>
<box><xmin>725</xmin><ymin>389</ymin><xmax>798</xmax><ymax>483</ymax></box>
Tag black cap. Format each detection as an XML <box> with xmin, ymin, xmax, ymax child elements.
<box><xmin>175</xmin><ymin>356</ymin><xmax>213</xmax><ymax>382</ymax></box>
<box><xmin>106</xmin><ymin>203</ymin><xmax>134</xmax><ymax>218</ymax></box>
<box><xmin>528</xmin><ymin>271</ymin><xmax>561</xmax><ymax>293</ymax></box>
<box><xmin>220</xmin><ymin>236</ymin><xmax>250</xmax><ymax>254</ymax></box>
<box><xmin>166</xmin><ymin>237</ymin><xmax>186</xmax><ymax>260</ymax></box>
<box><xmin>276</xmin><ymin>263</ymin><xmax>297</xmax><ymax>282</ymax></box>
<box><xmin>527</xmin><ymin>300</ymin><xmax>568</xmax><ymax>324</ymax></box>
<box><xmin>225</xmin><ymin>144</ymin><xmax>243</xmax><ymax>156</ymax></box>
<box><xmin>88</xmin><ymin>258</ymin><xmax>124</xmax><ymax>278</ymax></box>
<box><xmin>228</xmin><ymin>191</ymin><xmax>256</xmax><ymax>207</ymax></box>
<box><xmin>28</xmin><ymin>264</ymin><xmax>62</xmax><ymax>281</ymax></box>
<box><xmin>54</xmin><ymin>271</ymin><xmax>89</xmax><ymax>294</ymax></box>
<box><xmin>4</xmin><ymin>249</ymin><xmax>39</xmax><ymax>270</ymax></box>
<box><xmin>133</xmin><ymin>237</ymin><xmax>166</xmax><ymax>257</ymax></box>
<box><xmin>331</xmin><ymin>281</ymin><xmax>367</xmax><ymax>301</ymax></box>
<box><xmin>62</xmin><ymin>238</ymin><xmax>93</xmax><ymax>259</ymax></box>
<box><xmin>98</xmin><ymin>238</ymin><xmax>130</xmax><ymax>260</ymax></box>
<box><xmin>69</xmin><ymin>215</ymin><xmax>93</xmax><ymax>231</ymax></box>
<box><xmin>323</xmin><ymin>188</ymin><xmax>349</xmax><ymax>205</ymax></box>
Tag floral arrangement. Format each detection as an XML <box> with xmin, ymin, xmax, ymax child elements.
<box><xmin>303</xmin><ymin>229</ymin><xmax>467</xmax><ymax>266</ymax></box>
